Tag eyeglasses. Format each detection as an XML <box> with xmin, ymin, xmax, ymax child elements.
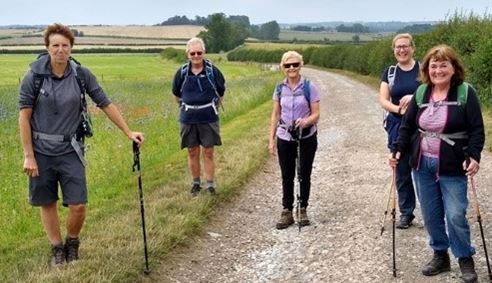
<box><xmin>283</xmin><ymin>62</ymin><xmax>300</xmax><ymax>69</ymax></box>
<box><xmin>394</xmin><ymin>45</ymin><xmax>411</xmax><ymax>50</ymax></box>
<box><xmin>189</xmin><ymin>51</ymin><xmax>203</xmax><ymax>56</ymax></box>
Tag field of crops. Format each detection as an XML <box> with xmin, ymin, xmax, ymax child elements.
<box><xmin>279</xmin><ymin>30</ymin><xmax>391</xmax><ymax>41</ymax></box>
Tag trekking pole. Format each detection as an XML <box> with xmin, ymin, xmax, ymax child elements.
<box><xmin>295</xmin><ymin>127</ymin><xmax>302</xmax><ymax>233</ymax></box>
<box><xmin>390</xmin><ymin>165</ymin><xmax>397</xmax><ymax>277</ymax></box>
<box><xmin>380</xmin><ymin>173</ymin><xmax>394</xmax><ymax>236</ymax></box>
<box><xmin>132</xmin><ymin>141</ymin><xmax>150</xmax><ymax>275</ymax></box>
<box><xmin>470</xmin><ymin>175</ymin><xmax>492</xmax><ymax>282</ymax></box>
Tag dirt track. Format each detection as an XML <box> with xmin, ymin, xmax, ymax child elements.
<box><xmin>145</xmin><ymin>68</ymin><xmax>492</xmax><ymax>283</ymax></box>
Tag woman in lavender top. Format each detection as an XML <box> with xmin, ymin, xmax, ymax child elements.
<box><xmin>268</xmin><ymin>51</ymin><xmax>320</xmax><ymax>230</ymax></box>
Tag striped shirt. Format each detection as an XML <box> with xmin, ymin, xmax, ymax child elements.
<box><xmin>418</xmin><ymin>98</ymin><xmax>448</xmax><ymax>158</ymax></box>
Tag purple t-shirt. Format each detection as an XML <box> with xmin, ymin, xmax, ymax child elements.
<box><xmin>273</xmin><ymin>77</ymin><xmax>321</xmax><ymax>141</ymax></box>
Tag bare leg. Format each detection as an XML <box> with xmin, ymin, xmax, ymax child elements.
<box><xmin>188</xmin><ymin>146</ymin><xmax>201</xmax><ymax>179</ymax></box>
<box><xmin>203</xmin><ymin>147</ymin><xmax>215</xmax><ymax>182</ymax></box>
<box><xmin>66</xmin><ymin>204</ymin><xmax>86</xmax><ymax>238</ymax></box>
<box><xmin>40</xmin><ymin>202</ymin><xmax>62</xmax><ymax>245</ymax></box>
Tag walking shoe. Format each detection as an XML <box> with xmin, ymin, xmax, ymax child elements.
<box><xmin>51</xmin><ymin>243</ymin><xmax>65</xmax><ymax>267</ymax></box>
<box><xmin>206</xmin><ymin>186</ymin><xmax>216</xmax><ymax>195</ymax></box>
<box><xmin>190</xmin><ymin>184</ymin><xmax>201</xmax><ymax>197</ymax></box>
<box><xmin>65</xmin><ymin>237</ymin><xmax>80</xmax><ymax>263</ymax></box>
<box><xmin>459</xmin><ymin>257</ymin><xmax>478</xmax><ymax>283</ymax></box>
<box><xmin>276</xmin><ymin>209</ymin><xmax>294</xmax><ymax>229</ymax></box>
<box><xmin>396</xmin><ymin>216</ymin><xmax>414</xmax><ymax>229</ymax></box>
<box><xmin>299</xmin><ymin>208</ymin><xmax>310</xmax><ymax>226</ymax></box>
<box><xmin>422</xmin><ymin>250</ymin><xmax>451</xmax><ymax>276</ymax></box>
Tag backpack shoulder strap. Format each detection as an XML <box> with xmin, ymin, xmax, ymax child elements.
<box><xmin>415</xmin><ymin>84</ymin><xmax>429</xmax><ymax>108</ymax></box>
<box><xmin>33</xmin><ymin>73</ymin><xmax>45</xmax><ymax>102</ymax></box>
<box><xmin>179</xmin><ymin>62</ymin><xmax>190</xmax><ymax>93</ymax></box>
<box><xmin>275</xmin><ymin>83</ymin><xmax>283</xmax><ymax>100</ymax></box>
<box><xmin>457</xmin><ymin>82</ymin><xmax>469</xmax><ymax>107</ymax></box>
<box><xmin>303</xmin><ymin>79</ymin><xmax>311</xmax><ymax>103</ymax></box>
<box><xmin>387</xmin><ymin>65</ymin><xmax>397</xmax><ymax>89</ymax></box>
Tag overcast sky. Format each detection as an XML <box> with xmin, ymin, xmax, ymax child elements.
<box><xmin>1</xmin><ymin>0</ymin><xmax>490</xmax><ymax>25</ymax></box>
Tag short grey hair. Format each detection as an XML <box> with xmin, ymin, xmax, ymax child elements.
<box><xmin>186</xmin><ymin>37</ymin><xmax>206</xmax><ymax>53</ymax></box>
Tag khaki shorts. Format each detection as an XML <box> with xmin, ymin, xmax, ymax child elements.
<box><xmin>180</xmin><ymin>122</ymin><xmax>222</xmax><ymax>149</ymax></box>
<box><xmin>29</xmin><ymin>151</ymin><xmax>87</xmax><ymax>207</ymax></box>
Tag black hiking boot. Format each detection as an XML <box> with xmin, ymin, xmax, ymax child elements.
<box><xmin>206</xmin><ymin>186</ymin><xmax>216</xmax><ymax>195</ymax></box>
<box><xmin>299</xmin><ymin>208</ymin><xmax>310</xmax><ymax>226</ymax></box>
<box><xmin>422</xmin><ymin>250</ymin><xmax>451</xmax><ymax>276</ymax></box>
<box><xmin>396</xmin><ymin>216</ymin><xmax>414</xmax><ymax>229</ymax></box>
<box><xmin>51</xmin><ymin>243</ymin><xmax>65</xmax><ymax>267</ymax></box>
<box><xmin>459</xmin><ymin>257</ymin><xmax>478</xmax><ymax>283</ymax></box>
<box><xmin>190</xmin><ymin>184</ymin><xmax>201</xmax><ymax>197</ymax></box>
<box><xmin>65</xmin><ymin>237</ymin><xmax>80</xmax><ymax>263</ymax></box>
<box><xmin>276</xmin><ymin>209</ymin><xmax>294</xmax><ymax>229</ymax></box>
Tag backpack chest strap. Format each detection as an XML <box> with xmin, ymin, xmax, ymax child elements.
<box><xmin>419</xmin><ymin>129</ymin><xmax>468</xmax><ymax>146</ymax></box>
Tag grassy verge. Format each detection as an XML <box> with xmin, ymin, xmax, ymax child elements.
<box><xmin>0</xmin><ymin>54</ymin><xmax>281</xmax><ymax>282</ymax></box>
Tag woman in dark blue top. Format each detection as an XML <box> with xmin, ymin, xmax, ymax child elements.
<box><xmin>379</xmin><ymin>33</ymin><xmax>420</xmax><ymax>229</ymax></box>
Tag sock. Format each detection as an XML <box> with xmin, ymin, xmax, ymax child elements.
<box><xmin>206</xmin><ymin>180</ymin><xmax>215</xmax><ymax>189</ymax></box>
<box><xmin>192</xmin><ymin>178</ymin><xmax>201</xmax><ymax>186</ymax></box>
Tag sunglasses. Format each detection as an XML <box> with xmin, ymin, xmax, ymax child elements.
<box><xmin>189</xmin><ymin>51</ymin><xmax>203</xmax><ymax>56</ymax></box>
<box><xmin>283</xmin><ymin>62</ymin><xmax>300</xmax><ymax>68</ymax></box>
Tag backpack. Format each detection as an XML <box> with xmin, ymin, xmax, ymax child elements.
<box><xmin>415</xmin><ymin>82</ymin><xmax>469</xmax><ymax>109</ymax></box>
<box><xmin>275</xmin><ymin>78</ymin><xmax>311</xmax><ymax>105</ymax></box>
<box><xmin>179</xmin><ymin>59</ymin><xmax>219</xmax><ymax>97</ymax></box>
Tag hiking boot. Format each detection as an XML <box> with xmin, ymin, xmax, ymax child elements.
<box><xmin>65</xmin><ymin>237</ymin><xmax>80</xmax><ymax>263</ymax></box>
<box><xmin>422</xmin><ymin>250</ymin><xmax>451</xmax><ymax>276</ymax></box>
<box><xmin>276</xmin><ymin>209</ymin><xmax>294</xmax><ymax>229</ymax></box>
<box><xmin>51</xmin><ymin>243</ymin><xmax>65</xmax><ymax>267</ymax></box>
<box><xmin>190</xmin><ymin>184</ymin><xmax>201</xmax><ymax>197</ymax></box>
<box><xmin>299</xmin><ymin>208</ymin><xmax>310</xmax><ymax>226</ymax></box>
<box><xmin>459</xmin><ymin>257</ymin><xmax>478</xmax><ymax>283</ymax></box>
<box><xmin>206</xmin><ymin>186</ymin><xmax>216</xmax><ymax>195</ymax></box>
<box><xmin>396</xmin><ymin>216</ymin><xmax>414</xmax><ymax>229</ymax></box>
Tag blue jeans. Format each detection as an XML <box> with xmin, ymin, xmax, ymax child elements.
<box><xmin>396</xmin><ymin>153</ymin><xmax>416</xmax><ymax>220</ymax></box>
<box><xmin>413</xmin><ymin>156</ymin><xmax>475</xmax><ymax>258</ymax></box>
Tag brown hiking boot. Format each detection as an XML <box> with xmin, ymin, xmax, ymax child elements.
<box><xmin>276</xmin><ymin>209</ymin><xmax>294</xmax><ymax>229</ymax></box>
<box><xmin>51</xmin><ymin>243</ymin><xmax>65</xmax><ymax>267</ymax></box>
<box><xmin>422</xmin><ymin>250</ymin><xmax>451</xmax><ymax>276</ymax></box>
<box><xmin>65</xmin><ymin>237</ymin><xmax>80</xmax><ymax>263</ymax></box>
<box><xmin>299</xmin><ymin>208</ymin><xmax>310</xmax><ymax>226</ymax></box>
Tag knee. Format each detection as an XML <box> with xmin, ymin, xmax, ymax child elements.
<box><xmin>188</xmin><ymin>147</ymin><xmax>200</xmax><ymax>158</ymax></box>
<box><xmin>202</xmin><ymin>148</ymin><xmax>214</xmax><ymax>160</ymax></box>
<box><xmin>69</xmin><ymin>204</ymin><xmax>86</xmax><ymax>215</ymax></box>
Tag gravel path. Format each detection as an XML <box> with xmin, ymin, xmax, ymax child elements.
<box><xmin>146</xmin><ymin>68</ymin><xmax>492</xmax><ymax>283</ymax></box>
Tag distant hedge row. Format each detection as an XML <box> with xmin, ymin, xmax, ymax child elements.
<box><xmin>0</xmin><ymin>48</ymin><xmax>165</xmax><ymax>54</ymax></box>
<box><xmin>227</xmin><ymin>14</ymin><xmax>492</xmax><ymax>108</ymax></box>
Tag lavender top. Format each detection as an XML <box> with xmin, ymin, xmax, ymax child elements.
<box><xmin>273</xmin><ymin>77</ymin><xmax>321</xmax><ymax>141</ymax></box>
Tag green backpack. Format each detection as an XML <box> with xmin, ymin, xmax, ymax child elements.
<box><xmin>415</xmin><ymin>82</ymin><xmax>469</xmax><ymax>108</ymax></box>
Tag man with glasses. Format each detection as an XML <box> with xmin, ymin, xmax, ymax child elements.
<box><xmin>172</xmin><ymin>37</ymin><xmax>226</xmax><ymax>196</ymax></box>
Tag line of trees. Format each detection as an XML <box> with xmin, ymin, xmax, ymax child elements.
<box><xmin>162</xmin><ymin>13</ymin><xmax>280</xmax><ymax>53</ymax></box>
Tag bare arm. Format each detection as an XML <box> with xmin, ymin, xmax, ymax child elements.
<box><xmin>379</xmin><ymin>82</ymin><xmax>399</xmax><ymax>114</ymax></box>
<box><xmin>268</xmin><ymin>101</ymin><xmax>281</xmax><ymax>155</ymax></box>
<box><xmin>19</xmin><ymin>108</ymin><xmax>39</xmax><ymax>177</ymax></box>
<box><xmin>100</xmin><ymin>103</ymin><xmax>144</xmax><ymax>144</ymax></box>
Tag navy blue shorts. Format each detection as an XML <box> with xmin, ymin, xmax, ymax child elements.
<box><xmin>180</xmin><ymin>122</ymin><xmax>222</xmax><ymax>149</ymax></box>
<box><xmin>29</xmin><ymin>151</ymin><xmax>87</xmax><ymax>207</ymax></box>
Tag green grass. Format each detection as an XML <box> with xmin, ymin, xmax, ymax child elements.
<box><xmin>0</xmin><ymin>54</ymin><xmax>282</xmax><ymax>282</ymax></box>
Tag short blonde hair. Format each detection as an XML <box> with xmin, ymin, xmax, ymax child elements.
<box><xmin>392</xmin><ymin>33</ymin><xmax>415</xmax><ymax>49</ymax></box>
<box><xmin>186</xmin><ymin>37</ymin><xmax>206</xmax><ymax>53</ymax></box>
<box><xmin>280</xmin><ymin>50</ymin><xmax>304</xmax><ymax>68</ymax></box>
